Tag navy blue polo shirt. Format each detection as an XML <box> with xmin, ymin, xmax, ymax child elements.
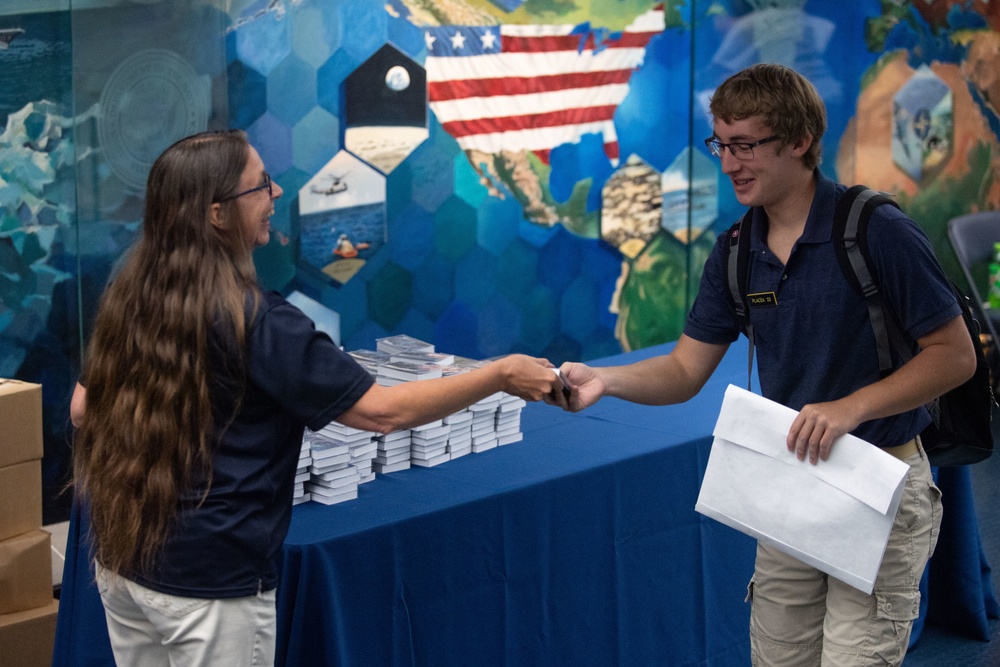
<box><xmin>685</xmin><ymin>173</ymin><xmax>960</xmax><ymax>448</ymax></box>
<box><xmin>132</xmin><ymin>290</ymin><xmax>374</xmax><ymax>598</ymax></box>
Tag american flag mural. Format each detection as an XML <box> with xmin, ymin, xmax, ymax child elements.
<box><xmin>424</xmin><ymin>5</ymin><xmax>666</xmax><ymax>166</ymax></box>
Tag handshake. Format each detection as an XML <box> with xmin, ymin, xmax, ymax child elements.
<box><xmin>491</xmin><ymin>354</ymin><xmax>597</xmax><ymax>413</ymax></box>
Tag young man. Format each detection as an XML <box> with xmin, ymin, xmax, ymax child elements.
<box><xmin>556</xmin><ymin>64</ymin><xmax>975</xmax><ymax>665</ymax></box>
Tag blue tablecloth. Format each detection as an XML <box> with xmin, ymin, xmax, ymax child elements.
<box><xmin>53</xmin><ymin>339</ymin><xmax>998</xmax><ymax>666</ymax></box>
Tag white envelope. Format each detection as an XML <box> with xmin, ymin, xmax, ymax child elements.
<box><xmin>695</xmin><ymin>385</ymin><xmax>910</xmax><ymax>594</ymax></box>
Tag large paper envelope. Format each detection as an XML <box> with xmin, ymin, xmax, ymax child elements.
<box><xmin>695</xmin><ymin>385</ymin><xmax>910</xmax><ymax>594</ymax></box>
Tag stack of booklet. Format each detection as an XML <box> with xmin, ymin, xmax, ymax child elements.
<box><xmin>376</xmin><ymin>359</ymin><xmax>443</xmax><ymax>386</ymax></box>
<box><xmin>375</xmin><ymin>334</ymin><xmax>435</xmax><ymax>355</ymax></box>
<box><xmin>444</xmin><ymin>409</ymin><xmax>473</xmax><ymax>459</ymax></box>
<box><xmin>351</xmin><ymin>435</ymin><xmax>377</xmax><ymax>485</ymax></box>
<box><xmin>374</xmin><ymin>429</ymin><xmax>412</xmax><ymax>473</ymax></box>
<box><xmin>469</xmin><ymin>391</ymin><xmax>504</xmax><ymax>452</ymax></box>
<box><xmin>302</xmin><ymin>423</ymin><xmax>377</xmax><ymax>505</ymax></box>
<box><xmin>293</xmin><ymin>335</ymin><xmax>531</xmax><ymax>505</ymax></box>
<box><xmin>496</xmin><ymin>394</ymin><xmax>527</xmax><ymax>445</ymax></box>
<box><xmin>347</xmin><ymin>348</ymin><xmax>389</xmax><ymax>375</ymax></box>
<box><xmin>293</xmin><ymin>438</ymin><xmax>312</xmax><ymax>505</ymax></box>
<box><xmin>389</xmin><ymin>349</ymin><xmax>455</xmax><ymax>366</ymax></box>
<box><xmin>410</xmin><ymin>419</ymin><xmax>451</xmax><ymax>467</ymax></box>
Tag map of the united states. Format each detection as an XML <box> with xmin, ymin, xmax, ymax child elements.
<box><xmin>408</xmin><ymin>1</ymin><xmax>668</xmax><ymax>232</ymax></box>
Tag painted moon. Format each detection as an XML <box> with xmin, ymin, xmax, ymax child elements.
<box><xmin>385</xmin><ymin>65</ymin><xmax>410</xmax><ymax>91</ymax></box>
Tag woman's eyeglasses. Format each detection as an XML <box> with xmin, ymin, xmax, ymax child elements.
<box><xmin>217</xmin><ymin>173</ymin><xmax>272</xmax><ymax>202</ymax></box>
<box><xmin>703</xmin><ymin>135</ymin><xmax>779</xmax><ymax>160</ymax></box>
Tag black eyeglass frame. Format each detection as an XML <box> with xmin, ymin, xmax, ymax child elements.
<box><xmin>217</xmin><ymin>173</ymin><xmax>272</xmax><ymax>203</ymax></box>
<box><xmin>703</xmin><ymin>135</ymin><xmax>780</xmax><ymax>159</ymax></box>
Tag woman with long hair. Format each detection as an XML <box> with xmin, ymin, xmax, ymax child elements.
<box><xmin>70</xmin><ymin>130</ymin><xmax>563</xmax><ymax>666</ymax></box>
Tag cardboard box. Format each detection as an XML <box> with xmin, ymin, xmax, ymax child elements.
<box><xmin>0</xmin><ymin>530</ymin><xmax>52</xmax><ymax>615</ymax></box>
<box><xmin>0</xmin><ymin>460</ymin><xmax>42</xmax><ymax>542</ymax></box>
<box><xmin>41</xmin><ymin>521</ymin><xmax>69</xmax><ymax>589</ymax></box>
<box><xmin>0</xmin><ymin>599</ymin><xmax>59</xmax><ymax>667</ymax></box>
<box><xmin>0</xmin><ymin>379</ymin><xmax>43</xmax><ymax>469</ymax></box>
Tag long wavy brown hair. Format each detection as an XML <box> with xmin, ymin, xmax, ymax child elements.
<box><xmin>73</xmin><ymin>130</ymin><xmax>261</xmax><ymax>577</ymax></box>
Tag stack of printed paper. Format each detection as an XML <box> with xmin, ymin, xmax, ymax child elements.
<box><xmin>469</xmin><ymin>393</ymin><xmax>502</xmax><ymax>452</ymax></box>
<box><xmin>374</xmin><ymin>429</ymin><xmax>412</xmax><ymax>474</ymax></box>
<box><xmin>376</xmin><ymin>360</ymin><xmax>444</xmax><ymax>385</ymax></box>
<box><xmin>495</xmin><ymin>394</ymin><xmax>526</xmax><ymax>445</ymax></box>
<box><xmin>293</xmin><ymin>438</ymin><xmax>311</xmax><ymax>506</ymax></box>
<box><xmin>350</xmin><ymin>436</ymin><xmax>377</xmax><ymax>484</ymax></box>
<box><xmin>389</xmin><ymin>350</ymin><xmax>455</xmax><ymax>366</ymax></box>
<box><xmin>318</xmin><ymin>421</ymin><xmax>377</xmax><ymax>486</ymax></box>
<box><xmin>303</xmin><ymin>431</ymin><xmax>361</xmax><ymax>505</ymax></box>
<box><xmin>410</xmin><ymin>420</ymin><xmax>451</xmax><ymax>467</ymax></box>
<box><xmin>376</xmin><ymin>334</ymin><xmax>434</xmax><ymax>355</ymax></box>
<box><xmin>347</xmin><ymin>349</ymin><xmax>389</xmax><ymax>376</ymax></box>
<box><xmin>444</xmin><ymin>410</ymin><xmax>473</xmax><ymax>459</ymax></box>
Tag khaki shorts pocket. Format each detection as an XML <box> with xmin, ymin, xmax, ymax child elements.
<box><xmin>875</xmin><ymin>588</ymin><xmax>920</xmax><ymax>622</ymax></box>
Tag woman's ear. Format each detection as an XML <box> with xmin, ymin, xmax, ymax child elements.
<box><xmin>209</xmin><ymin>202</ymin><xmax>225</xmax><ymax>230</ymax></box>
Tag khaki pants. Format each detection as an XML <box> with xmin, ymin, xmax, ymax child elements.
<box><xmin>746</xmin><ymin>439</ymin><xmax>942</xmax><ymax>666</ymax></box>
<box><xmin>96</xmin><ymin>564</ymin><xmax>277</xmax><ymax>667</ymax></box>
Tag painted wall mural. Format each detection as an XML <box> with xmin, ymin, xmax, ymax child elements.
<box><xmin>1</xmin><ymin>0</ymin><xmax>998</xmax><ymax>523</ymax></box>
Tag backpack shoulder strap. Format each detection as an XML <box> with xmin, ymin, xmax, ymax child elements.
<box><xmin>724</xmin><ymin>208</ymin><xmax>755</xmax><ymax>389</ymax></box>
<box><xmin>832</xmin><ymin>185</ymin><xmax>908</xmax><ymax>376</ymax></box>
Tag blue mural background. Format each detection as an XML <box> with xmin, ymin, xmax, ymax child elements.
<box><xmin>1</xmin><ymin>0</ymin><xmax>998</xmax><ymax>523</ymax></box>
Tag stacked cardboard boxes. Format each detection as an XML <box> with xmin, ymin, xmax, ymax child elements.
<box><xmin>0</xmin><ymin>379</ymin><xmax>58</xmax><ymax>667</ymax></box>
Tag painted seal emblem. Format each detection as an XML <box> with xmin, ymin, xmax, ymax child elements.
<box><xmin>98</xmin><ymin>49</ymin><xmax>208</xmax><ymax>189</ymax></box>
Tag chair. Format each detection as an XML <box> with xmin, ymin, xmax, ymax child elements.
<box><xmin>947</xmin><ymin>211</ymin><xmax>1000</xmax><ymax>352</ymax></box>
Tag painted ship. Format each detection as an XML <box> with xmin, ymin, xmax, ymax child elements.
<box><xmin>0</xmin><ymin>28</ymin><xmax>24</xmax><ymax>49</ymax></box>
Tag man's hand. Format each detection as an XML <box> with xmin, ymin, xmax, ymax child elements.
<box><xmin>786</xmin><ymin>399</ymin><xmax>862</xmax><ymax>464</ymax></box>
<box><xmin>544</xmin><ymin>362</ymin><xmax>606</xmax><ymax>412</ymax></box>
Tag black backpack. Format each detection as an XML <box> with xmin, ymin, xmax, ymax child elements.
<box><xmin>724</xmin><ymin>185</ymin><xmax>995</xmax><ymax>466</ymax></box>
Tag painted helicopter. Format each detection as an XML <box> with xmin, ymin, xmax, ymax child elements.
<box><xmin>311</xmin><ymin>172</ymin><xmax>350</xmax><ymax>196</ymax></box>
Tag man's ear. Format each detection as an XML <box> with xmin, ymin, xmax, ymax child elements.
<box><xmin>790</xmin><ymin>133</ymin><xmax>813</xmax><ymax>158</ymax></box>
<box><xmin>209</xmin><ymin>202</ymin><xmax>225</xmax><ymax>230</ymax></box>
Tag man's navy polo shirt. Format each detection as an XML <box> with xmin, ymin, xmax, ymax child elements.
<box><xmin>132</xmin><ymin>290</ymin><xmax>375</xmax><ymax>599</ymax></box>
<box><xmin>685</xmin><ymin>172</ymin><xmax>960</xmax><ymax>448</ymax></box>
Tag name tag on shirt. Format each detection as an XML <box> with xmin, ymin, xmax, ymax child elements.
<box><xmin>747</xmin><ymin>292</ymin><xmax>778</xmax><ymax>307</ymax></box>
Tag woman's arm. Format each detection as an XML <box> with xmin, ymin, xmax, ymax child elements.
<box><xmin>70</xmin><ymin>382</ymin><xmax>86</xmax><ymax>427</ymax></box>
<box><xmin>336</xmin><ymin>354</ymin><xmax>561</xmax><ymax>434</ymax></box>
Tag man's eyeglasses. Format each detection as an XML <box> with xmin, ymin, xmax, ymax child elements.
<box><xmin>217</xmin><ymin>173</ymin><xmax>272</xmax><ymax>202</ymax></box>
<box><xmin>704</xmin><ymin>135</ymin><xmax>779</xmax><ymax>160</ymax></box>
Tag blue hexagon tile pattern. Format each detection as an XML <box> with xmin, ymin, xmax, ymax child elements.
<box><xmin>7</xmin><ymin>0</ymin><xmax>1000</xmax><ymax>527</ymax></box>
<box><xmin>223</xmin><ymin>0</ymin><xmax>654</xmax><ymax>364</ymax></box>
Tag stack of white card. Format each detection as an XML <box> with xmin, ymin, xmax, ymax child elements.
<box><xmin>293</xmin><ymin>438</ymin><xmax>312</xmax><ymax>506</ymax></box>
<box><xmin>347</xmin><ymin>349</ymin><xmax>390</xmax><ymax>376</ymax></box>
<box><xmin>374</xmin><ymin>429</ymin><xmax>412</xmax><ymax>474</ymax></box>
<box><xmin>495</xmin><ymin>393</ymin><xmax>526</xmax><ymax>445</ymax></box>
<box><xmin>469</xmin><ymin>392</ymin><xmax>503</xmax><ymax>453</ymax></box>
<box><xmin>444</xmin><ymin>409</ymin><xmax>473</xmax><ymax>459</ymax></box>
<box><xmin>376</xmin><ymin>360</ymin><xmax>444</xmax><ymax>385</ymax></box>
<box><xmin>320</xmin><ymin>421</ymin><xmax>377</xmax><ymax>485</ymax></box>
<box><xmin>389</xmin><ymin>350</ymin><xmax>455</xmax><ymax>366</ymax></box>
<box><xmin>337</xmin><ymin>338</ymin><xmax>529</xmax><ymax>476</ymax></box>
<box><xmin>376</xmin><ymin>334</ymin><xmax>435</xmax><ymax>355</ymax></box>
<box><xmin>303</xmin><ymin>431</ymin><xmax>360</xmax><ymax>505</ymax></box>
<box><xmin>410</xmin><ymin>419</ymin><xmax>451</xmax><ymax>467</ymax></box>
<box><xmin>351</xmin><ymin>436</ymin><xmax>378</xmax><ymax>484</ymax></box>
